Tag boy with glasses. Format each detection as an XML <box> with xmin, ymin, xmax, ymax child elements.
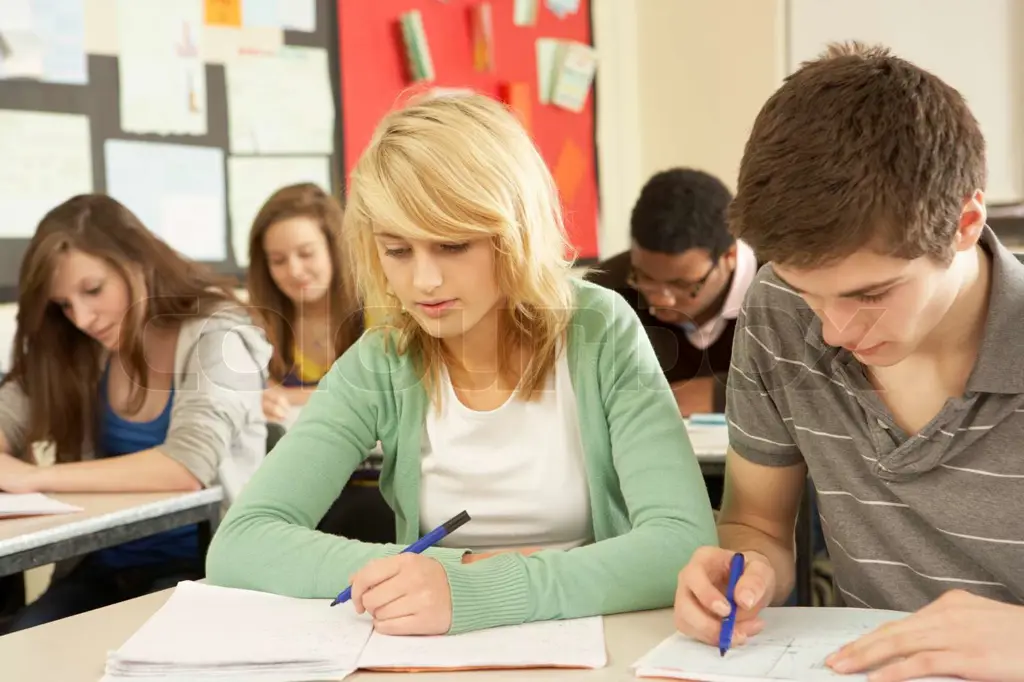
<box><xmin>587</xmin><ymin>168</ymin><xmax>758</xmax><ymax>417</ymax></box>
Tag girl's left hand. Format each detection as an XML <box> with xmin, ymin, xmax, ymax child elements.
<box><xmin>350</xmin><ymin>554</ymin><xmax>452</xmax><ymax>635</ymax></box>
<box><xmin>0</xmin><ymin>452</ymin><xmax>39</xmax><ymax>493</ymax></box>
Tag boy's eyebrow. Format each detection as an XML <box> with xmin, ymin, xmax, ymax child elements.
<box><xmin>774</xmin><ymin>273</ymin><xmax>903</xmax><ymax>298</ymax></box>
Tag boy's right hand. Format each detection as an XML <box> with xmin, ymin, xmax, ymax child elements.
<box><xmin>674</xmin><ymin>546</ymin><xmax>776</xmax><ymax>646</ymax></box>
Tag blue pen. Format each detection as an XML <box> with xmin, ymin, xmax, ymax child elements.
<box><xmin>329</xmin><ymin>510</ymin><xmax>471</xmax><ymax>607</ymax></box>
<box><xmin>718</xmin><ymin>553</ymin><xmax>745</xmax><ymax>656</ymax></box>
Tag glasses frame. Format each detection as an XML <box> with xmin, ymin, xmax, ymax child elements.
<box><xmin>626</xmin><ymin>262</ymin><xmax>718</xmax><ymax>300</ymax></box>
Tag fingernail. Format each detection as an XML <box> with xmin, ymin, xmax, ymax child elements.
<box><xmin>738</xmin><ymin>591</ymin><xmax>755</xmax><ymax>609</ymax></box>
<box><xmin>831</xmin><ymin>658</ymin><xmax>851</xmax><ymax>673</ymax></box>
<box><xmin>712</xmin><ymin>600</ymin><xmax>731</xmax><ymax>617</ymax></box>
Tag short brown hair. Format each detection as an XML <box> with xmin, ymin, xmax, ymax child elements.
<box><xmin>729</xmin><ymin>41</ymin><xmax>986</xmax><ymax>268</ymax></box>
<box><xmin>246</xmin><ymin>183</ymin><xmax>362</xmax><ymax>382</ymax></box>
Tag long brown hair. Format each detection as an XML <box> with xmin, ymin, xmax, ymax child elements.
<box><xmin>3</xmin><ymin>194</ymin><xmax>242</xmax><ymax>462</ymax></box>
<box><xmin>247</xmin><ymin>183</ymin><xmax>362</xmax><ymax>383</ymax></box>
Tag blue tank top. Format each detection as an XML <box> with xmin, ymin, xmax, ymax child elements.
<box><xmin>92</xmin><ymin>364</ymin><xmax>198</xmax><ymax>568</ymax></box>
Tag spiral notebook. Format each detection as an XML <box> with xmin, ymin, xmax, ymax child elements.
<box><xmin>102</xmin><ymin>581</ymin><xmax>607</xmax><ymax>681</ymax></box>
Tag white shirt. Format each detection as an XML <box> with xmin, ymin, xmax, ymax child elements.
<box><xmin>419</xmin><ymin>351</ymin><xmax>592</xmax><ymax>552</ymax></box>
<box><xmin>683</xmin><ymin>239</ymin><xmax>757</xmax><ymax>350</ymax></box>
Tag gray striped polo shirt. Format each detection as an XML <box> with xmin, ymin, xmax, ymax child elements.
<box><xmin>725</xmin><ymin>226</ymin><xmax>1024</xmax><ymax>611</ymax></box>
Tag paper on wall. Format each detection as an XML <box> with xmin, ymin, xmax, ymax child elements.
<box><xmin>0</xmin><ymin>110</ymin><xmax>93</xmax><ymax>238</ymax></box>
<box><xmin>116</xmin><ymin>0</ymin><xmax>207</xmax><ymax>135</ymax></box>
<box><xmin>84</xmin><ymin>0</ymin><xmax>118</xmax><ymax>55</ymax></box>
<box><xmin>225</xmin><ymin>46</ymin><xmax>334</xmax><ymax>154</ymax></box>
<box><xmin>226</xmin><ymin>155</ymin><xmax>330</xmax><ymax>266</ymax></box>
<box><xmin>0</xmin><ymin>0</ymin><xmax>87</xmax><ymax>84</ymax></box>
<box><xmin>104</xmin><ymin>140</ymin><xmax>227</xmax><ymax>261</ymax></box>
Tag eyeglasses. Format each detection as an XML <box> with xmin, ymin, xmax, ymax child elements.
<box><xmin>626</xmin><ymin>263</ymin><xmax>717</xmax><ymax>300</ymax></box>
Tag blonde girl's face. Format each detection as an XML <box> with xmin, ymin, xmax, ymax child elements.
<box><xmin>373</xmin><ymin>232</ymin><xmax>503</xmax><ymax>343</ymax></box>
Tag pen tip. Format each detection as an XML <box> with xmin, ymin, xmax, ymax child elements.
<box><xmin>719</xmin><ymin>648</ymin><xmax>726</xmax><ymax>657</ymax></box>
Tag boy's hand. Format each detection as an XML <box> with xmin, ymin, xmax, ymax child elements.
<box><xmin>827</xmin><ymin>589</ymin><xmax>1024</xmax><ymax>681</ymax></box>
<box><xmin>674</xmin><ymin>546</ymin><xmax>774</xmax><ymax>646</ymax></box>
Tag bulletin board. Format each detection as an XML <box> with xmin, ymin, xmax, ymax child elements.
<box><xmin>0</xmin><ymin>0</ymin><xmax>344</xmax><ymax>303</ymax></box>
<box><xmin>336</xmin><ymin>0</ymin><xmax>600</xmax><ymax>261</ymax></box>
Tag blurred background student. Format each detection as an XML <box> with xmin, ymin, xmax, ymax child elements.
<box><xmin>246</xmin><ymin>183</ymin><xmax>363</xmax><ymax>425</ymax></box>
<box><xmin>0</xmin><ymin>194</ymin><xmax>271</xmax><ymax>632</ymax></box>
<box><xmin>246</xmin><ymin>183</ymin><xmax>394</xmax><ymax>543</ymax></box>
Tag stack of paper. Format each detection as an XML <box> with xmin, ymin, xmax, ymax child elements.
<box><xmin>0</xmin><ymin>493</ymin><xmax>82</xmax><ymax>518</ymax></box>
<box><xmin>102</xmin><ymin>582</ymin><xmax>373</xmax><ymax>681</ymax></box>
<box><xmin>103</xmin><ymin>581</ymin><xmax>608</xmax><ymax>681</ymax></box>
<box><xmin>632</xmin><ymin>607</ymin><xmax>959</xmax><ymax>681</ymax></box>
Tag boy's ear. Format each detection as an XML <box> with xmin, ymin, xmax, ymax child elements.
<box><xmin>955</xmin><ymin>189</ymin><xmax>986</xmax><ymax>252</ymax></box>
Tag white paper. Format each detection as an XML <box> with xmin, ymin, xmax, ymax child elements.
<box><xmin>200</xmin><ymin>24</ymin><xmax>282</xmax><ymax>64</ymax></box>
<box><xmin>0</xmin><ymin>492</ymin><xmax>82</xmax><ymax>517</ymax></box>
<box><xmin>116</xmin><ymin>0</ymin><xmax>207</xmax><ymax>135</ymax></box>
<box><xmin>242</xmin><ymin>0</ymin><xmax>314</xmax><ymax>32</ymax></box>
<box><xmin>102</xmin><ymin>581</ymin><xmax>371</xmax><ymax>681</ymax></box>
<box><xmin>84</xmin><ymin>0</ymin><xmax>118</xmax><ymax>55</ymax></box>
<box><xmin>545</xmin><ymin>0</ymin><xmax>581</xmax><ymax>18</ymax></box>
<box><xmin>226</xmin><ymin>46</ymin><xmax>334</xmax><ymax>154</ymax></box>
<box><xmin>358</xmin><ymin>616</ymin><xmax>607</xmax><ymax>670</ymax></box>
<box><xmin>0</xmin><ymin>31</ymin><xmax>43</xmax><ymax>77</ymax></box>
<box><xmin>0</xmin><ymin>0</ymin><xmax>34</xmax><ymax>31</ymax></box>
<box><xmin>102</xmin><ymin>581</ymin><xmax>606</xmax><ymax>682</ymax></box>
<box><xmin>105</xmin><ymin>140</ymin><xmax>227</xmax><ymax>261</ymax></box>
<box><xmin>32</xmin><ymin>0</ymin><xmax>88</xmax><ymax>83</ymax></box>
<box><xmin>278</xmin><ymin>0</ymin><xmax>314</xmax><ymax>32</ymax></box>
<box><xmin>0</xmin><ymin>110</ymin><xmax>93</xmax><ymax>238</ymax></box>
<box><xmin>685</xmin><ymin>421</ymin><xmax>728</xmax><ymax>459</ymax></box>
<box><xmin>633</xmin><ymin>608</ymin><xmax>959</xmax><ymax>682</ymax></box>
<box><xmin>535</xmin><ymin>38</ymin><xmax>558</xmax><ymax>104</ymax></box>
<box><xmin>227</xmin><ymin>155</ymin><xmax>330</xmax><ymax>266</ymax></box>
<box><xmin>0</xmin><ymin>0</ymin><xmax>87</xmax><ymax>83</ymax></box>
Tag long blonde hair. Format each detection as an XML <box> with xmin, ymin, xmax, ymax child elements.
<box><xmin>343</xmin><ymin>92</ymin><xmax>575</xmax><ymax>402</ymax></box>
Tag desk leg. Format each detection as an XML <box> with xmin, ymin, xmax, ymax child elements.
<box><xmin>196</xmin><ymin>504</ymin><xmax>219</xmax><ymax>568</ymax></box>
<box><xmin>795</xmin><ymin>477</ymin><xmax>815</xmax><ymax>606</ymax></box>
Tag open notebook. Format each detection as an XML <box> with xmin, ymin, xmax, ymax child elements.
<box><xmin>0</xmin><ymin>493</ymin><xmax>82</xmax><ymax>518</ymax></box>
<box><xmin>632</xmin><ymin>607</ymin><xmax>960</xmax><ymax>682</ymax></box>
<box><xmin>102</xmin><ymin>581</ymin><xmax>607</xmax><ymax>681</ymax></box>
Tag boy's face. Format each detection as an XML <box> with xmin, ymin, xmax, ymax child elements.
<box><xmin>772</xmin><ymin>196</ymin><xmax>987</xmax><ymax>367</ymax></box>
<box><xmin>773</xmin><ymin>251</ymin><xmax>963</xmax><ymax>367</ymax></box>
<box><xmin>629</xmin><ymin>244</ymin><xmax>736</xmax><ymax>325</ymax></box>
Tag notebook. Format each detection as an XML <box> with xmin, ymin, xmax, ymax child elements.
<box><xmin>632</xmin><ymin>607</ymin><xmax>960</xmax><ymax>682</ymax></box>
<box><xmin>102</xmin><ymin>581</ymin><xmax>607</xmax><ymax>681</ymax></box>
<box><xmin>0</xmin><ymin>492</ymin><xmax>82</xmax><ymax>518</ymax></box>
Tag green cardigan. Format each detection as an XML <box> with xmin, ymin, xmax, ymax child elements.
<box><xmin>205</xmin><ymin>279</ymin><xmax>717</xmax><ymax>634</ymax></box>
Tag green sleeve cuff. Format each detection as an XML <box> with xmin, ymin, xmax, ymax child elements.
<box><xmin>441</xmin><ymin>553</ymin><xmax>531</xmax><ymax>634</ymax></box>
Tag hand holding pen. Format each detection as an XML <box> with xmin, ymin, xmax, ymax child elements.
<box><xmin>333</xmin><ymin>511</ymin><xmax>471</xmax><ymax>636</ymax></box>
<box><xmin>673</xmin><ymin>546</ymin><xmax>776</xmax><ymax>649</ymax></box>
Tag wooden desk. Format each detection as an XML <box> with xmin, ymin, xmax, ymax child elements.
<box><xmin>0</xmin><ymin>488</ymin><xmax>223</xmax><ymax>578</ymax></box>
<box><xmin>0</xmin><ymin>588</ymin><xmax>677</xmax><ymax>681</ymax></box>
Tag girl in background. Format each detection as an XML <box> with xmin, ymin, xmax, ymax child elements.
<box><xmin>207</xmin><ymin>93</ymin><xmax>716</xmax><ymax>635</ymax></box>
<box><xmin>0</xmin><ymin>194</ymin><xmax>271</xmax><ymax>631</ymax></box>
<box><xmin>246</xmin><ymin>183</ymin><xmax>392</xmax><ymax>543</ymax></box>
<box><xmin>246</xmin><ymin>183</ymin><xmax>362</xmax><ymax>425</ymax></box>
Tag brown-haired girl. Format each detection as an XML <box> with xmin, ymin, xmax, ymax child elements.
<box><xmin>0</xmin><ymin>194</ymin><xmax>271</xmax><ymax>631</ymax></box>
<box><xmin>246</xmin><ymin>183</ymin><xmax>362</xmax><ymax>423</ymax></box>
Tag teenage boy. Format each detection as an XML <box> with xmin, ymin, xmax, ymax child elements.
<box><xmin>587</xmin><ymin>168</ymin><xmax>757</xmax><ymax>416</ymax></box>
<box><xmin>673</xmin><ymin>42</ymin><xmax>1024</xmax><ymax>682</ymax></box>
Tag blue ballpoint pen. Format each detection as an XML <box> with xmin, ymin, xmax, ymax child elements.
<box><xmin>718</xmin><ymin>553</ymin><xmax>745</xmax><ymax>656</ymax></box>
<box><xmin>329</xmin><ymin>510</ymin><xmax>471</xmax><ymax>607</ymax></box>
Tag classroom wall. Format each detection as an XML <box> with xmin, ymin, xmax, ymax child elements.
<box><xmin>0</xmin><ymin>1</ymin><xmax>785</xmax><ymax>360</ymax></box>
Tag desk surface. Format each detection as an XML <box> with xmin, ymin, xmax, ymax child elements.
<box><xmin>0</xmin><ymin>488</ymin><xmax>223</xmax><ymax>556</ymax></box>
<box><xmin>0</xmin><ymin>587</ymin><xmax>677</xmax><ymax>681</ymax></box>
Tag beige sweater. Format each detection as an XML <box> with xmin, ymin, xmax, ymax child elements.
<box><xmin>0</xmin><ymin>305</ymin><xmax>272</xmax><ymax>502</ymax></box>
